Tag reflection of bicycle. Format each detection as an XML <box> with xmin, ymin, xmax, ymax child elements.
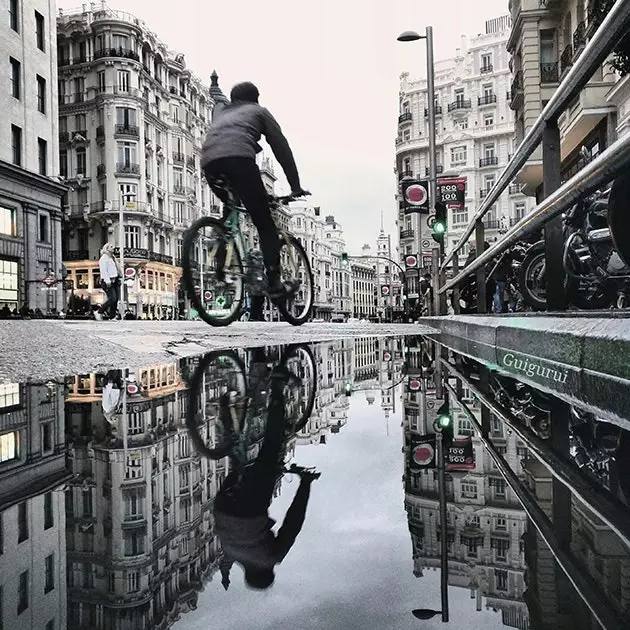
<box><xmin>185</xmin><ymin>344</ymin><xmax>317</xmax><ymax>460</ymax></box>
<box><xmin>181</xmin><ymin>184</ymin><xmax>314</xmax><ymax>327</ymax></box>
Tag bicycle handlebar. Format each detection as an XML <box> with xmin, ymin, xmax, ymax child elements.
<box><xmin>272</xmin><ymin>191</ymin><xmax>312</xmax><ymax>205</ymax></box>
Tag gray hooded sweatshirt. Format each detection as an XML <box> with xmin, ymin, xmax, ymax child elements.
<box><xmin>201</xmin><ymin>89</ymin><xmax>301</xmax><ymax>191</ymax></box>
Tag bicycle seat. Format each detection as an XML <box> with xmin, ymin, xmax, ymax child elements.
<box><xmin>206</xmin><ymin>173</ymin><xmax>240</xmax><ymax>205</ymax></box>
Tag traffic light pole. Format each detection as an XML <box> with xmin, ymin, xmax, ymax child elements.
<box><xmin>436</xmin><ymin>429</ymin><xmax>450</xmax><ymax>623</ymax></box>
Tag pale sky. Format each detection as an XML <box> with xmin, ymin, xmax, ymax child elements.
<box><xmin>57</xmin><ymin>0</ymin><xmax>509</xmax><ymax>250</ymax></box>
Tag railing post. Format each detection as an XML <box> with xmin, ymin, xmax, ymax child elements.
<box><xmin>452</xmin><ymin>251</ymin><xmax>461</xmax><ymax>315</ymax></box>
<box><xmin>431</xmin><ymin>248</ymin><xmax>440</xmax><ymax>315</ymax></box>
<box><xmin>542</xmin><ymin>119</ymin><xmax>566</xmax><ymax>310</ymax></box>
<box><xmin>475</xmin><ymin>220</ymin><xmax>487</xmax><ymax>313</ymax></box>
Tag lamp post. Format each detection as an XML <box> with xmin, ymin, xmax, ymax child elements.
<box><xmin>398</xmin><ymin>27</ymin><xmax>441</xmax><ymax>314</ymax></box>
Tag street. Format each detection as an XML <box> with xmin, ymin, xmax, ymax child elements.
<box><xmin>0</xmin><ymin>320</ymin><xmax>434</xmax><ymax>383</ymax></box>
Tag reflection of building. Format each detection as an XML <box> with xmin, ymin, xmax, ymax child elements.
<box><xmin>57</xmin><ymin>4</ymin><xmax>220</xmax><ymax>318</ymax></box>
<box><xmin>0</xmin><ymin>0</ymin><xmax>66</xmax><ymax>312</ymax></box>
<box><xmin>402</xmin><ymin>348</ymin><xmax>530</xmax><ymax>628</ymax></box>
<box><xmin>0</xmin><ymin>381</ymin><xmax>71</xmax><ymax>630</ymax></box>
<box><xmin>64</xmin><ymin>364</ymin><xmax>220</xmax><ymax>628</ymax></box>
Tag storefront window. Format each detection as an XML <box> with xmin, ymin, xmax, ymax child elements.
<box><xmin>0</xmin><ymin>206</ymin><xmax>17</xmax><ymax>236</ymax></box>
<box><xmin>92</xmin><ymin>269</ymin><xmax>101</xmax><ymax>288</ymax></box>
<box><xmin>0</xmin><ymin>258</ymin><xmax>19</xmax><ymax>306</ymax></box>
<box><xmin>76</xmin><ymin>269</ymin><xmax>90</xmax><ymax>290</ymax></box>
<box><xmin>0</xmin><ymin>383</ymin><xmax>20</xmax><ymax>409</ymax></box>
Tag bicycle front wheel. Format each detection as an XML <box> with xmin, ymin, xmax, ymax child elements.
<box><xmin>275</xmin><ymin>233</ymin><xmax>314</xmax><ymax>326</ymax></box>
<box><xmin>280</xmin><ymin>344</ymin><xmax>317</xmax><ymax>432</ymax></box>
<box><xmin>182</xmin><ymin>217</ymin><xmax>245</xmax><ymax>326</ymax></box>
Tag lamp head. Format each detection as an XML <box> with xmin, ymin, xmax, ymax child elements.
<box><xmin>397</xmin><ymin>30</ymin><xmax>423</xmax><ymax>42</ymax></box>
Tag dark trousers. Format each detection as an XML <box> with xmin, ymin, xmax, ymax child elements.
<box><xmin>215</xmin><ymin>381</ymin><xmax>286</xmax><ymax>517</ymax></box>
<box><xmin>203</xmin><ymin>157</ymin><xmax>281</xmax><ymax>278</ymax></box>
<box><xmin>99</xmin><ymin>280</ymin><xmax>120</xmax><ymax>318</ymax></box>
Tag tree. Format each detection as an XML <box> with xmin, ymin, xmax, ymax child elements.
<box><xmin>588</xmin><ymin>0</ymin><xmax>630</xmax><ymax>75</ymax></box>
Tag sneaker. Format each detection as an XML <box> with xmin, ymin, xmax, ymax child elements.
<box><xmin>94</xmin><ymin>311</ymin><xmax>103</xmax><ymax>321</ymax></box>
<box><xmin>268</xmin><ymin>277</ymin><xmax>300</xmax><ymax>300</ymax></box>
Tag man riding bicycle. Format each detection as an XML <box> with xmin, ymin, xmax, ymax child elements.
<box><xmin>201</xmin><ymin>73</ymin><xmax>310</xmax><ymax>313</ymax></box>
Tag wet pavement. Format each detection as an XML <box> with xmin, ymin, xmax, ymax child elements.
<box><xmin>1</xmin><ymin>334</ymin><xmax>629</xmax><ymax>629</ymax></box>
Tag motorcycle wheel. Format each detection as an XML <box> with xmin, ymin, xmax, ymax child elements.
<box><xmin>451</xmin><ymin>278</ymin><xmax>478</xmax><ymax>314</ymax></box>
<box><xmin>608</xmin><ymin>169</ymin><xmax>630</xmax><ymax>269</ymax></box>
<box><xmin>518</xmin><ymin>241</ymin><xmax>547</xmax><ymax>310</ymax></box>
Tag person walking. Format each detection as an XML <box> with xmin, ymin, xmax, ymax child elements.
<box><xmin>95</xmin><ymin>243</ymin><xmax>122</xmax><ymax>320</ymax></box>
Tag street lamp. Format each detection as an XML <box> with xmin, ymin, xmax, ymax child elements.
<box><xmin>412</xmin><ymin>609</ymin><xmax>443</xmax><ymax>620</ymax></box>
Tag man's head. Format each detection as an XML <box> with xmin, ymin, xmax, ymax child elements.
<box><xmin>244</xmin><ymin>567</ymin><xmax>275</xmax><ymax>590</ymax></box>
<box><xmin>230</xmin><ymin>82</ymin><xmax>260</xmax><ymax>104</ymax></box>
<box><xmin>101</xmin><ymin>243</ymin><xmax>115</xmax><ymax>257</ymax></box>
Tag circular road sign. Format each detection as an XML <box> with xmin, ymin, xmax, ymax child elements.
<box><xmin>381</xmin><ymin>286</ymin><xmax>390</xmax><ymax>296</ymax></box>
<box><xmin>127</xmin><ymin>383</ymin><xmax>139</xmax><ymax>395</ymax></box>
<box><xmin>404</xmin><ymin>183</ymin><xmax>428</xmax><ymax>207</ymax></box>
<box><xmin>427</xmin><ymin>215</ymin><xmax>437</xmax><ymax>228</ymax></box>
<box><xmin>421</xmin><ymin>239</ymin><xmax>431</xmax><ymax>249</ymax></box>
<box><xmin>125</xmin><ymin>267</ymin><xmax>136</xmax><ymax>279</ymax></box>
<box><xmin>409</xmin><ymin>379</ymin><xmax>421</xmax><ymax>391</ymax></box>
<box><xmin>413</xmin><ymin>442</ymin><xmax>435</xmax><ymax>467</ymax></box>
<box><xmin>405</xmin><ymin>254</ymin><xmax>418</xmax><ymax>268</ymax></box>
<box><xmin>383</xmin><ymin>351</ymin><xmax>392</xmax><ymax>361</ymax></box>
<box><xmin>203</xmin><ymin>290</ymin><xmax>213</xmax><ymax>301</ymax></box>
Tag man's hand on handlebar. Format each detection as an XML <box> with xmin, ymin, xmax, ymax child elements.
<box><xmin>290</xmin><ymin>188</ymin><xmax>311</xmax><ymax>198</ymax></box>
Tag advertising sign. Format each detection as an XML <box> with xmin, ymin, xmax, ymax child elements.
<box><xmin>437</xmin><ymin>177</ymin><xmax>467</xmax><ymax>207</ymax></box>
<box><xmin>408</xmin><ymin>433</ymin><xmax>437</xmax><ymax>471</ymax></box>
<box><xmin>445</xmin><ymin>437</ymin><xmax>475</xmax><ymax>471</ymax></box>
<box><xmin>401</xmin><ymin>180</ymin><xmax>430</xmax><ymax>214</ymax></box>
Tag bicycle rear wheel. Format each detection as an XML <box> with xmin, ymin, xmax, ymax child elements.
<box><xmin>186</xmin><ymin>350</ymin><xmax>248</xmax><ymax>459</ymax></box>
<box><xmin>280</xmin><ymin>344</ymin><xmax>317</xmax><ymax>432</ymax></box>
<box><xmin>182</xmin><ymin>217</ymin><xmax>245</xmax><ymax>326</ymax></box>
<box><xmin>275</xmin><ymin>233</ymin><xmax>314</xmax><ymax>326</ymax></box>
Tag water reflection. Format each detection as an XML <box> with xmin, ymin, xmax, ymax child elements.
<box><xmin>1</xmin><ymin>335</ymin><xmax>630</xmax><ymax>628</ymax></box>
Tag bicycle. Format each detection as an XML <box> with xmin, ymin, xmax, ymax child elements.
<box><xmin>181</xmin><ymin>183</ymin><xmax>314</xmax><ymax>327</ymax></box>
<box><xmin>185</xmin><ymin>344</ymin><xmax>317</xmax><ymax>461</ymax></box>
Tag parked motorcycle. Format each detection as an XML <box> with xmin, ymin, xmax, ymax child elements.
<box><xmin>518</xmin><ymin>147</ymin><xmax>630</xmax><ymax>310</ymax></box>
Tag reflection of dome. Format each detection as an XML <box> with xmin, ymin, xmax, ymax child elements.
<box><xmin>366</xmin><ymin>393</ymin><xmax>375</xmax><ymax>405</ymax></box>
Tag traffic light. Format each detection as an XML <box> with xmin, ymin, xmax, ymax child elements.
<box><xmin>432</xmin><ymin>202</ymin><xmax>447</xmax><ymax>243</ymax></box>
<box><xmin>344</xmin><ymin>382</ymin><xmax>352</xmax><ymax>396</ymax></box>
<box><xmin>435</xmin><ymin>400</ymin><xmax>454</xmax><ymax>447</ymax></box>
<box><xmin>341</xmin><ymin>252</ymin><xmax>349</xmax><ymax>267</ymax></box>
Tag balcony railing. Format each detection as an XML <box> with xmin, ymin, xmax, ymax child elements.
<box><xmin>93</xmin><ymin>48</ymin><xmax>140</xmax><ymax>62</ymax></box>
<box><xmin>508</xmin><ymin>184</ymin><xmax>523</xmax><ymax>195</ymax></box>
<box><xmin>173</xmin><ymin>184</ymin><xmax>186</xmax><ymax>195</ymax></box>
<box><xmin>400</xmin><ymin>229</ymin><xmax>415</xmax><ymax>239</ymax></box>
<box><xmin>482</xmin><ymin>219</ymin><xmax>500</xmax><ymax>230</ymax></box>
<box><xmin>97</xmin><ymin>164</ymin><xmax>106</xmax><ymax>178</ymax></box>
<box><xmin>172</xmin><ymin>152</ymin><xmax>185</xmax><ymax>163</ymax></box>
<box><xmin>479</xmin><ymin>156</ymin><xmax>499</xmax><ymax>167</ymax></box>
<box><xmin>186</xmin><ymin>156</ymin><xmax>195</xmax><ymax>169</ymax></box>
<box><xmin>65</xmin><ymin>249</ymin><xmax>89</xmax><ymax>261</ymax></box>
<box><xmin>480</xmin><ymin>64</ymin><xmax>494</xmax><ymax>74</ymax></box>
<box><xmin>115</xmin><ymin>162</ymin><xmax>140</xmax><ymax>175</ymax></box>
<box><xmin>91</xmin><ymin>201</ymin><xmax>151</xmax><ymax>214</ymax></box>
<box><xmin>540</xmin><ymin>61</ymin><xmax>559</xmax><ymax>83</ymax></box>
<box><xmin>115</xmin><ymin>124</ymin><xmax>139</xmax><ymax>137</ymax></box>
<box><xmin>398</xmin><ymin>169</ymin><xmax>413</xmax><ymax>180</ymax></box>
<box><xmin>149</xmin><ymin>251</ymin><xmax>174</xmax><ymax>265</ymax></box>
<box><xmin>478</xmin><ymin>94</ymin><xmax>497</xmax><ymax>106</ymax></box>
<box><xmin>573</xmin><ymin>21</ymin><xmax>586</xmax><ymax>55</ymax></box>
<box><xmin>425</xmin><ymin>165</ymin><xmax>444</xmax><ymax>175</ymax></box>
<box><xmin>510</xmin><ymin>71</ymin><xmax>523</xmax><ymax>106</ymax></box>
<box><xmin>479</xmin><ymin>189</ymin><xmax>492</xmax><ymax>198</ymax></box>
<box><xmin>560</xmin><ymin>44</ymin><xmax>573</xmax><ymax>73</ymax></box>
<box><xmin>447</xmin><ymin>99</ymin><xmax>471</xmax><ymax>112</ymax></box>
<box><xmin>424</xmin><ymin>106</ymin><xmax>443</xmax><ymax>117</ymax></box>
<box><xmin>398</xmin><ymin>112</ymin><xmax>413</xmax><ymax>124</ymax></box>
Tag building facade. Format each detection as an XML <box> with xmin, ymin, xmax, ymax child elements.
<box><xmin>350</xmin><ymin>259</ymin><xmax>377</xmax><ymax>319</ymax></box>
<box><xmin>395</xmin><ymin>16</ymin><xmax>534</xmax><ymax>266</ymax></box>
<box><xmin>56</xmin><ymin>3</ymin><xmax>220</xmax><ymax>318</ymax></box>
<box><xmin>325</xmin><ymin>215</ymin><xmax>352</xmax><ymax>320</ymax></box>
<box><xmin>1</xmin><ymin>0</ymin><xmax>67</xmax><ymax>313</ymax></box>
<box><xmin>508</xmin><ymin>0</ymin><xmax>618</xmax><ymax>198</ymax></box>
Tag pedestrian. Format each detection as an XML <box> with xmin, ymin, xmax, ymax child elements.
<box><xmin>95</xmin><ymin>243</ymin><xmax>122</xmax><ymax>320</ymax></box>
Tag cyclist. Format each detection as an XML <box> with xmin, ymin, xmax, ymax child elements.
<box><xmin>202</xmin><ymin>74</ymin><xmax>310</xmax><ymax>302</ymax></box>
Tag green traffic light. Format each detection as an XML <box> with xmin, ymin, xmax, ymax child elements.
<box><xmin>438</xmin><ymin>414</ymin><xmax>451</xmax><ymax>428</ymax></box>
<box><xmin>433</xmin><ymin>222</ymin><xmax>446</xmax><ymax>235</ymax></box>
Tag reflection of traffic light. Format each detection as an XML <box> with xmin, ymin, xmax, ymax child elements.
<box><xmin>432</xmin><ymin>202</ymin><xmax>447</xmax><ymax>243</ymax></box>
<box><xmin>436</xmin><ymin>400</ymin><xmax>454</xmax><ymax>446</ymax></box>
<box><xmin>344</xmin><ymin>382</ymin><xmax>352</xmax><ymax>396</ymax></box>
<box><xmin>341</xmin><ymin>252</ymin><xmax>349</xmax><ymax>267</ymax></box>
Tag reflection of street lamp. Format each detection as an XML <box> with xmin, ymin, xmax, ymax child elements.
<box><xmin>412</xmin><ymin>609</ymin><xmax>443</xmax><ymax>620</ymax></box>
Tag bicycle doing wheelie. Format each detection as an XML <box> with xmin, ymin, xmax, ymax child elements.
<box><xmin>181</xmin><ymin>181</ymin><xmax>315</xmax><ymax>326</ymax></box>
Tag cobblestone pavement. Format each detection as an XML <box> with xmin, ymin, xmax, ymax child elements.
<box><xmin>0</xmin><ymin>320</ymin><xmax>434</xmax><ymax>383</ymax></box>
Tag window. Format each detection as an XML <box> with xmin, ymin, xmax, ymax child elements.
<box><xmin>119</xmin><ymin>183</ymin><xmax>137</xmax><ymax>204</ymax></box>
<box><xmin>461</xmin><ymin>481</ymin><xmax>477</xmax><ymax>499</ymax></box>
<box><xmin>38</xmin><ymin>139</ymin><xmax>47</xmax><ymax>176</ymax></box>
<box><xmin>37</xmin><ymin>211</ymin><xmax>49</xmax><ymax>242</ymax></box>
<box><xmin>456</xmin><ymin>118</ymin><xmax>468</xmax><ymax>130</ymax></box>
<box><xmin>484</xmin><ymin>143</ymin><xmax>495</xmax><ymax>159</ymax></box>
<box><xmin>179</xmin><ymin>463</ymin><xmax>190</xmax><ymax>489</ymax></box>
<box><xmin>0</xmin><ymin>260</ymin><xmax>18</xmax><ymax>306</ymax></box>
<box><xmin>484</xmin><ymin>113</ymin><xmax>494</xmax><ymax>127</ymax></box>
<box><xmin>18</xmin><ymin>502</ymin><xmax>27</xmax><ymax>542</ymax></box>
<box><xmin>484</xmin><ymin>174</ymin><xmax>495</xmax><ymax>190</ymax></box>
<box><xmin>0</xmin><ymin>431</ymin><xmax>19</xmax><ymax>462</ymax></box>
<box><xmin>496</xmin><ymin>516</ymin><xmax>507</xmax><ymax>530</ymax></box>
<box><xmin>125</xmin><ymin>454</ymin><xmax>142</xmax><ymax>479</ymax></box>
<box><xmin>9</xmin><ymin>0</ymin><xmax>19</xmax><ymax>32</ymax></box>
<box><xmin>123</xmin><ymin>532</ymin><xmax>144</xmax><ymax>556</ymax></box>
<box><xmin>112</xmin><ymin>34</ymin><xmax>128</xmax><ymax>49</ymax></box>
<box><xmin>73</xmin><ymin>77</ymin><xmax>84</xmax><ymax>103</ymax></box>
<box><xmin>36</xmin><ymin>75</ymin><xmax>46</xmax><ymax>113</ymax></box>
<box><xmin>35</xmin><ymin>11</ymin><xmax>44</xmax><ymax>50</ymax></box>
<box><xmin>116</xmin><ymin>107</ymin><xmax>137</xmax><ymax>129</ymax></box>
<box><xmin>514</xmin><ymin>202</ymin><xmax>526</xmax><ymax>219</ymax></box>
<box><xmin>74</xmin><ymin>113</ymin><xmax>86</xmax><ymax>132</ymax></box>
<box><xmin>495</xmin><ymin>569</ymin><xmax>508</xmax><ymax>592</ymax></box>
<box><xmin>58</xmin><ymin>79</ymin><xmax>65</xmax><ymax>101</ymax></box>
<box><xmin>41</xmin><ymin>422</ymin><xmax>52</xmax><ymax>453</ymax></box>
<box><xmin>11</xmin><ymin>125</ymin><xmax>22</xmax><ymax>166</ymax></box>
<box><xmin>10</xmin><ymin>57</ymin><xmax>20</xmax><ymax>98</ymax></box>
<box><xmin>495</xmin><ymin>478</ymin><xmax>507</xmax><ymax>498</ymax></box>
<box><xmin>44</xmin><ymin>492</ymin><xmax>53</xmax><ymax>529</ymax></box>
<box><xmin>483</xmin><ymin>83</ymin><xmax>493</xmax><ymax>97</ymax></box>
<box><xmin>59</xmin><ymin>150</ymin><xmax>67</xmax><ymax>177</ymax></box>
<box><xmin>44</xmin><ymin>554</ymin><xmax>54</xmax><ymax>593</ymax></box>
<box><xmin>97</xmin><ymin>70</ymin><xmax>105</xmax><ymax>93</ymax></box>
<box><xmin>0</xmin><ymin>208</ymin><xmax>17</xmax><ymax>237</ymax></box>
<box><xmin>450</xmin><ymin>145</ymin><xmax>467</xmax><ymax>165</ymax></box>
<box><xmin>117</xmin><ymin>70</ymin><xmax>130</xmax><ymax>93</ymax></box>
<box><xmin>452</xmin><ymin>208</ymin><xmax>468</xmax><ymax>225</ymax></box>
<box><xmin>17</xmin><ymin>570</ymin><xmax>28</xmax><ymax>614</ymax></box>
<box><xmin>481</xmin><ymin>53</ymin><xmax>492</xmax><ymax>71</ymax></box>
<box><xmin>127</xmin><ymin>412</ymin><xmax>143</xmax><ymax>435</ymax></box>
<box><xmin>123</xmin><ymin>489</ymin><xmax>143</xmax><ymax>520</ymax></box>
<box><xmin>76</xmin><ymin>148</ymin><xmax>86</xmax><ymax>175</ymax></box>
<box><xmin>117</xmin><ymin>141</ymin><xmax>137</xmax><ymax>166</ymax></box>
<box><xmin>126</xmin><ymin>571</ymin><xmax>140</xmax><ymax>593</ymax></box>
<box><xmin>454</xmin><ymin>88</ymin><xmax>465</xmax><ymax>105</ymax></box>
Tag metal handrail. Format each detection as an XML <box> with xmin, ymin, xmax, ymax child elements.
<box><xmin>439</xmin><ymin>126</ymin><xmax>630</xmax><ymax>294</ymax></box>
<box><xmin>440</xmin><ymin>0</ymin><xmax>630</xmax><ymax>272</ymax></box>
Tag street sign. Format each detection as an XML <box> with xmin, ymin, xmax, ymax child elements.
<box><xmin>381</xmin><ymin>286</ymin><xmax>390</xmax><ymax>296</ymax></box>
<box><xmin>383</xmin><ymin>351</ymin><xmax>392</xmax><ymax>361</ymax></box>
<box><xmin>125</xmin><ymin>267</ymin><xmax>136</xmax><ymax>280</ymax></box>
<box><xmin>405</xmin><ymin>254</ymin><xmax>418</xmax><ymax>269</ymax></box>
<box><xmin>421</xmin><ymin>239</ymin><xmax>431</xmax><ymax>250</ymax></box>
<box><xmin>408</xmin><ymin>379</ymin><xmax>421</xmax><ymax>391</ymax></box>
<box><xmin>203</xmin><ymin>290</ymin><xmax>213</xmax><ymax>301</ymax></box>
<box><xmin>437</xmin><ymin>177</ymin><xmax>466</xmax><ymax>207</ymax></box>
<box><xmin>127</xmin><ymin>383</ymin><xmax>139</xmax><ymax>395</ymax></box>
<box><xmin>427</xmin><ymin>216</ymin><xmax>436</xmax><ymax>228</ymax></box>
<box><xmin>42</xmin><ymin>275</ymin><xmax>57</xmax><ymax>287</ymax></box>
<box><xmin>401</xmin><ymin>180</ymin><xmax>430</xmax><ymax>214</ymax></box>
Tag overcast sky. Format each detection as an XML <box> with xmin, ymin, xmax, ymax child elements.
<box><xmin>177</xmin><ymin>390</ymin><xmax>508</xmax><ymax>630</ymax></box>
<box><xmin>57</xmin><ymin>0</ymin><xmax>509</xmax><ymax>250</ymax></box>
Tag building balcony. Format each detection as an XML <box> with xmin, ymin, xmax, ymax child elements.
<box><xmin>480</xmin><ymin>64</ymin><xmax>494</xmax><ymax>74</ymax></box>
<box><xmin>149</xmin><ymin>251</ymin><xmax>174</xmax><ymax>265</ymax></box>
<box><xmin>510</xmin><ymin>71</ymin><xmax>523</xmax><ymax>109</ymax></box>
<box><xmin>560</xmin><ymin>44</ymin><xmax>573</xmax><ymax>74</ymax></box>
<box><xmin>398</xmin><ymin>112</ymin><xmax>413</xmax><ymax>124</ymax></box>
<box><xmin>424</xmin><ymin>106</ymin><xmax>443</xmax><ymax>117</ymax></box>
<box><xmin>478</xmin><ymin>94</ymin><xmax>497</xmax><ymax>106</ymax></box>
<box><xmin>115</xmin><ymin>162</ymin><xmax>140</xmax><ymax>176</ymax></box>
<box><xmin>91</xmin><ymin>201</ymin><xmax>152</xmax><ymax>215</ymax></box>
<box><xmin>65</xmin><ymin>249</ymin><xmax>89</xmax><ymax>261</ymax></box>
<box><xmin>112</xmin><ymin>246</ymin><xmax>150</xmax><ymax>260</ymax></box>
<box><xmin>398</xmin><ymin>169</ymin><xmax>414</xmax><ymax>180</ymax></box>
<box><xmin>508</xmin><ymin>184</ymin><xmax>523</xmax><ymax>195</ymax></box>
<box><xmin>447</xmin><ymin>99</ymin><xmax>471</xmax><ymax>112</ymax></box>
<box><xmin>479</xmin><ymin>188</ymin><xmax>491</xmax><ymax>198</ymax></box>
<box><xmin>540</xmin><ymin>62</ymin><xmax>559</xmax><ymax>83</ymax></box>
<box><xmin>172</xmin><ymin>152</ymin><xmax>185</xmax><ymax>164</ymax></box>
<box><xmin>93</xmin><ymin>47</ymin><xmax>140</xmax><ymax>62</ymax></box>
<box><xmin>424</xmin><ymin>165</ymin><xmax>444</xmax><ymax>176</ymax></box>
<box><xmin>97</xmin><ymin>164</ymin><xmax>106</xmax><ymax>178</ymax></box>
<box><xmin>96</xmin><ymin>125</ymin><xmax>105</xmax><ymax>139</ymax></box>
<box><xmin>115</xmin><ymin>124</ymin><xmax>139</xmax><ymax>137</ymax></box>
<box><xmin>479</xmin><ymin>156</ymin><xmax>499</xmax><ymax>167</ymax></box>
<box><xmin>483</xmin><ymin>219</ymin><xmax>500</xmax><ymax>230</ymax></box>
<box><xmin>173</xmin><ymin>184</ymin><xmax>187</xmax><ymax>195</ymax></box>
<box><xmin>573</xmin><ymin>21</ymin><xmax>586</xmax><ymax>56</ymax></box>
<box><xmin>400</xmin><ymin>229</ymin><xmax>415</xmax><ymax>240</ymax></box>
<box><xmin>186</xmin><ymin>156</ymin><xmax>195</xmax><ymax>169</ymax></box>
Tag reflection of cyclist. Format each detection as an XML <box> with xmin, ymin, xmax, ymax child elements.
<box><xmin>214</xmin><ymin>365</ymin><xmax>317</xmax><ymax>590</ymax></box>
